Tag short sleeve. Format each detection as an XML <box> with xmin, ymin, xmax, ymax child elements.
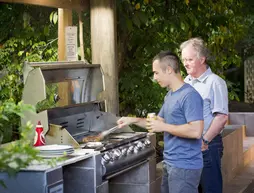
<box><xmin>158</xmin><ymin>91</ymin><xmax>171</xmax><ymax>119</ymax></box>
<box><xmin>182</xmin><ymin>91</ymin><xmax>204</xmax><ymax>123</ymax></box>
<box><xmin>158</xmin><ymin>104</ymin><xmax>164</xmax><ymax>118</ymax></box>
<box><xmin>211</xmin><ymin>82</ymin><xmax>228</xmax><ymax>115</ymax></box>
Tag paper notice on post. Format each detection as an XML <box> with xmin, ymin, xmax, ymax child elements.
<box><xmin>65</xmin><ymin>26</ymin><xmax>78</xmax><ymax>61</ymax></box>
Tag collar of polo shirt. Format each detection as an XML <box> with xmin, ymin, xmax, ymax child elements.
<box><xmin>189</xmin><ymin>66</ymin><xmax>213</xmax><ymax>83</ymax></box>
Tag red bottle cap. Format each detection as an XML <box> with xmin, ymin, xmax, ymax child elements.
<box><xmin>36</xmin><ymin>121</ymin><xmax>43</xmax><ymax>128</ymax></box>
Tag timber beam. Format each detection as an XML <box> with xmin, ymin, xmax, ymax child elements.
<box><xmin>0</xmin><ymin>0</ymin><xmax>89</xmax><ymax>11</ymax></box>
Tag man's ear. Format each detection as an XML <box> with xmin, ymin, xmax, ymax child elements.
<box><xmin>200</xmin><ymin>56</ymin><xmax>206</xmax><ymax>64</ymax></box>
<box><xmin>166</xmin><ymin>66</ymin><xmax>173</xmax><ymax>74</ymax></box>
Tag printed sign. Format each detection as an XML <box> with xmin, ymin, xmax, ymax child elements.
<box><xmin>65</xmin><ymin>26</ymin><xmax>78</xmax><ymax>61</ymax></box>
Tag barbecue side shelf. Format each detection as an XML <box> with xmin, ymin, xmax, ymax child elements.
<box><xmin>0</xmin><ymin>149</ymin><xmax>100</xmax><ymax>193</ymax></box>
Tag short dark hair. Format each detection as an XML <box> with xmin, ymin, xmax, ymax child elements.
<box><xmin>152</xmin><ymin>51</ymin><xmax>180</xmax><ymax>73</ymax></box>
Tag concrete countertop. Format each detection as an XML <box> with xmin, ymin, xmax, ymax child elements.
<box><xmin>222</xmin><ymin>125</ymin><xmax>243</xmax><ymax>137</ymax></box>
<box><xmin>22</xmin><ymin>149</ymin><xmax>100</xmax><ymax>172</ymax></box>
<box><xmin>224</xmin><ymin>125</ymin><xmax>243</xmax><ymax>129</ymax></box>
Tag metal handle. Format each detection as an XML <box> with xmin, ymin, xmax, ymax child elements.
<box><xmin>100</xmin><ymin>126</ymin><xmax>119</xmax><ymax>138</ymax></box>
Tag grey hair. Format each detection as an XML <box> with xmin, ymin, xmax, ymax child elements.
<box><xmin>180</xmin><ymin>37</ymin><xmax>210</xmax><ymax>60</ymax></box>
<box><xmin>152</xmin><ymin>51</ymin><xmax>180</xmax><ymax>73</ymax></box>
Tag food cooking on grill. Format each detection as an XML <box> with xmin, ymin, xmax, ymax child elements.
<box><xmin>82</xmin><ymin>135</ymin><xmax>102</xmax><ymax>143</ymax></box>
<box><xmin>82</xmin><ymin>126</ymin><xmax>119</xmax><ymax>143</ymax></box>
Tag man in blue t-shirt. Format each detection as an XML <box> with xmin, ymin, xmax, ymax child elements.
<box><xmin>117</xmin><ymin>51</ymin><xmax>204</xmax><ymax>193</ymax></box>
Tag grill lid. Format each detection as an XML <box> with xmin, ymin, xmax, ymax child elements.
<box><xmin>21</xmin><ymin>61</ymin><xmax>105</xmax><ymax>140</ymax></box>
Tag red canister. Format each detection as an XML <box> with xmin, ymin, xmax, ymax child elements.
<box><xmin>33</xmin><ymin>121</ymin><xmax>46</xmax><ymax>147</ymax></box>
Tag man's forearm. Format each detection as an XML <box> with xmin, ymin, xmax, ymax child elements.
<box><xmin>164</xmin><ymin>120</ymin><xmax>204</xmax><ymax>139</ymax></box>
<box><xmin>203</xmin><ymin>114</ymin><xmax>228</xmax><ymax>142</ymax></box>
<box><xmin>133</xmin><ymin>118</ymin><xmax>147</xmax><ymax>128</ymax></box>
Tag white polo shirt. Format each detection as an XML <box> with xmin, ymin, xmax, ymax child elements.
<box><xmin>184</xmin><ymin>67</ymin><xmax>228</xmax><ymax>133</ymax></box>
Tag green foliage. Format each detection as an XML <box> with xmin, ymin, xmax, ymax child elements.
<box><xmin>0</xmin><ymin>4</ymin><xmax>58</xmax><ymax>143</ymax></box>
<box><xmin>0</xmin><ymin>4</ymin><xmax>64</xmax><ymax>179</ymax></box>
<box><xmin>239</xmin><ymin>0</ymin><xmax>254</xmax><ymax>59</ymax></box>
<box><xmin>36</xmin><ymin>84</ymin><xmax>58</xmax><ymax>113</ymax></box>
<box><xmin>0</xmin><ymin>101</ymin><xmax>58</xmax><ymax>187</ymax></box>
<box><xmin>0</xmin><ymin>4</ymin><xmax>94</xmax><ymax>187</ymax></box>
<box><xmin>0</xmin><ymin>102</ymin><xmax>38</xmax><ymax>186</ymax></box>
<box><xmin>117</xmin><ymin>0</ymin><xmax>249</xmax><ymax>117</ymax></box>
<box><xmin>0</xmin><ymin>5</ymin><xmax>93</xmax><ymax>185</ymax></box>
<box><xmin>0</xmin><ymin>102</ymin><xmax>36</xmax><ymax>166</ymax></box>
<box><xmin>0</xmin><ymin>0</ymin><xmax>252</xmax><ymax>165</ymax></box>
<box><xmin>0</xmin><ymin>101</ymin><xmax>35</xmax><ymax>143</ymax></box>
<box><xmin>0</xmin><ymin>4</ymin><xmax>60</xmax><ymax>185</ymax></box>
<box><xmin>50</xmin><ymin>11</ymin><xmax>58</xmax><ymax>25</ymax></box>
<box><xmin>227</xmin><ymin>81</ymin><xmax>241</xmax><ymax>101</ymax></box>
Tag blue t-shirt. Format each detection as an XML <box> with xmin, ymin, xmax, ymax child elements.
<box><xmin>158</xmin><ymin>83</ymin><xmax>204</xmax><ymax>169</ymax></box>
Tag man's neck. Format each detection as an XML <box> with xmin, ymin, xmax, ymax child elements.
<box><xmin>191</xmin><ymin>64</ymin><xmax>208</xmax><ymax>78</ymax></box>
<box><xmin>170</xmin><ymin>74</ymin><xmax>185</xmax><ymax>92</ymax></box>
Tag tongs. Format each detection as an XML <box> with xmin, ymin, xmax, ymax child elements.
<box><xmin>82</xmin><ymin>125</ymin><xmax>119</xmax><ymax>143</ymax></box>
<box><xmin>100</xmin><ymin>125</ymin><xmax>119</xmax><ymax>138</ymax></box>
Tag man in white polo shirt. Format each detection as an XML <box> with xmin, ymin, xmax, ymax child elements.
<box><xmin>180</xmin><ymin>37</ymin><xmax>228</xmax><ymax>193</ymax></box>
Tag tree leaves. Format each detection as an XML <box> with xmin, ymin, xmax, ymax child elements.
<box><xmin>49</xmin><ymin>11</ymin><xmax>58</xmax><ymax>24</ymax></box>
<box><xmin>0</xmin><ymin>102</ymin><xmax>59</xmax><ymax>187</ymax></box>
<box><xmin>117</xmin><ymin>0</ymin><xmax>249</xmax><ymax>116</ymax></box>
<box><xmin>135</xmin><ymin>3</ymin><xmax>141</xmax><ymax>10</ymax></box>
<box><xmin>0</xmin><ymin>5</ymin><xmax>58</xmax><ymax>144</ymax></box>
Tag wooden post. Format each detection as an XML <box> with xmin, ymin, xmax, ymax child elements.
<box><xmin>58</xmin><ymin>8</ymin><xmax>72</xmax><ymax>61</ymax></box>
<box><xmin>58</xmin><ymin>8</ymin><xmax>72</xmax><ymax>106</ymax></box>
<box><xmin>90</xmin><ymin>0</ymin><xmax>119</xmax><ymax>115</ymax></box>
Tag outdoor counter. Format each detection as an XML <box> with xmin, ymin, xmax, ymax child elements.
<box><xmin>0</xmin><ymin>149</ymin><xmax>100</xmax><ymax>193</ymax></box>
<box><xmin>24</xmin><ymin>149</ymin><xmax>99</xmax><ymax>171</ymax></box>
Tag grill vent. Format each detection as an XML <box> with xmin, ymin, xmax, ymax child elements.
<box><xmin>76</xmin><ymin>118</ymin><xmax>85</xmax><ymax>129</ymax></box>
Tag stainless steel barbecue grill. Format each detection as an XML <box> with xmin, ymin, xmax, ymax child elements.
<box><xmin>22</xmin><ymin>61</ymin><xmax>157</xmax><ymax>193</ymax></box>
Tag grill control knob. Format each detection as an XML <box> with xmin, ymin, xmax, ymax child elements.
<box><xmin>102</xmin><ymin>152</ymin><xmax>111</xmax><ymax>164</ymax></box>
<box><xmin>137</xmin><ymin>141</ymin><xmax>145</xmax><ymax>149</ymax></box>
<box><xmin>112</xmin><ymin>149</ymin><xmax>121</xmax><ymax>160</ymax></box>
<box><xmin>144</xmin><ymin>139</ymin><xmax>151</xmax><ymax>147</ymax></box>
<box><xmin>134</xmin><ymin>145</ymin><xmax>140</xmax><ymax>153</ymax></box>
<box><xmin>127</xmin><ymin>146</ymin><xmax>134</xmax><ymax>154</ymax></box>
<box><xmin>121</xmin><ymin>148</ymin><xmax>128</xmax><ymax>156</ymax></box>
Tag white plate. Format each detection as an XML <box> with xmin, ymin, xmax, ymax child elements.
<box><xmin>38</xmin><ymin>149</ymin><xmax>74</xmax><ymax>153</ymax></box>
<box><xmin>38</xmin><ymin>150</ymin><xmax>74</xmax><ymax>155</ymax></box>
<box><xmin>37</xmin><ymin>154</ymin><xmax>71</xmax><ymax>158</ymax></box>
<box><xmin>38</xmin><ymin>150</ymin><xmax>74</xmax><ymax>158</ymax></box>
<box><xmin>34</xmin><ymin>144</ymin><xmax>73</xmax><ymax>151</ymax></box>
